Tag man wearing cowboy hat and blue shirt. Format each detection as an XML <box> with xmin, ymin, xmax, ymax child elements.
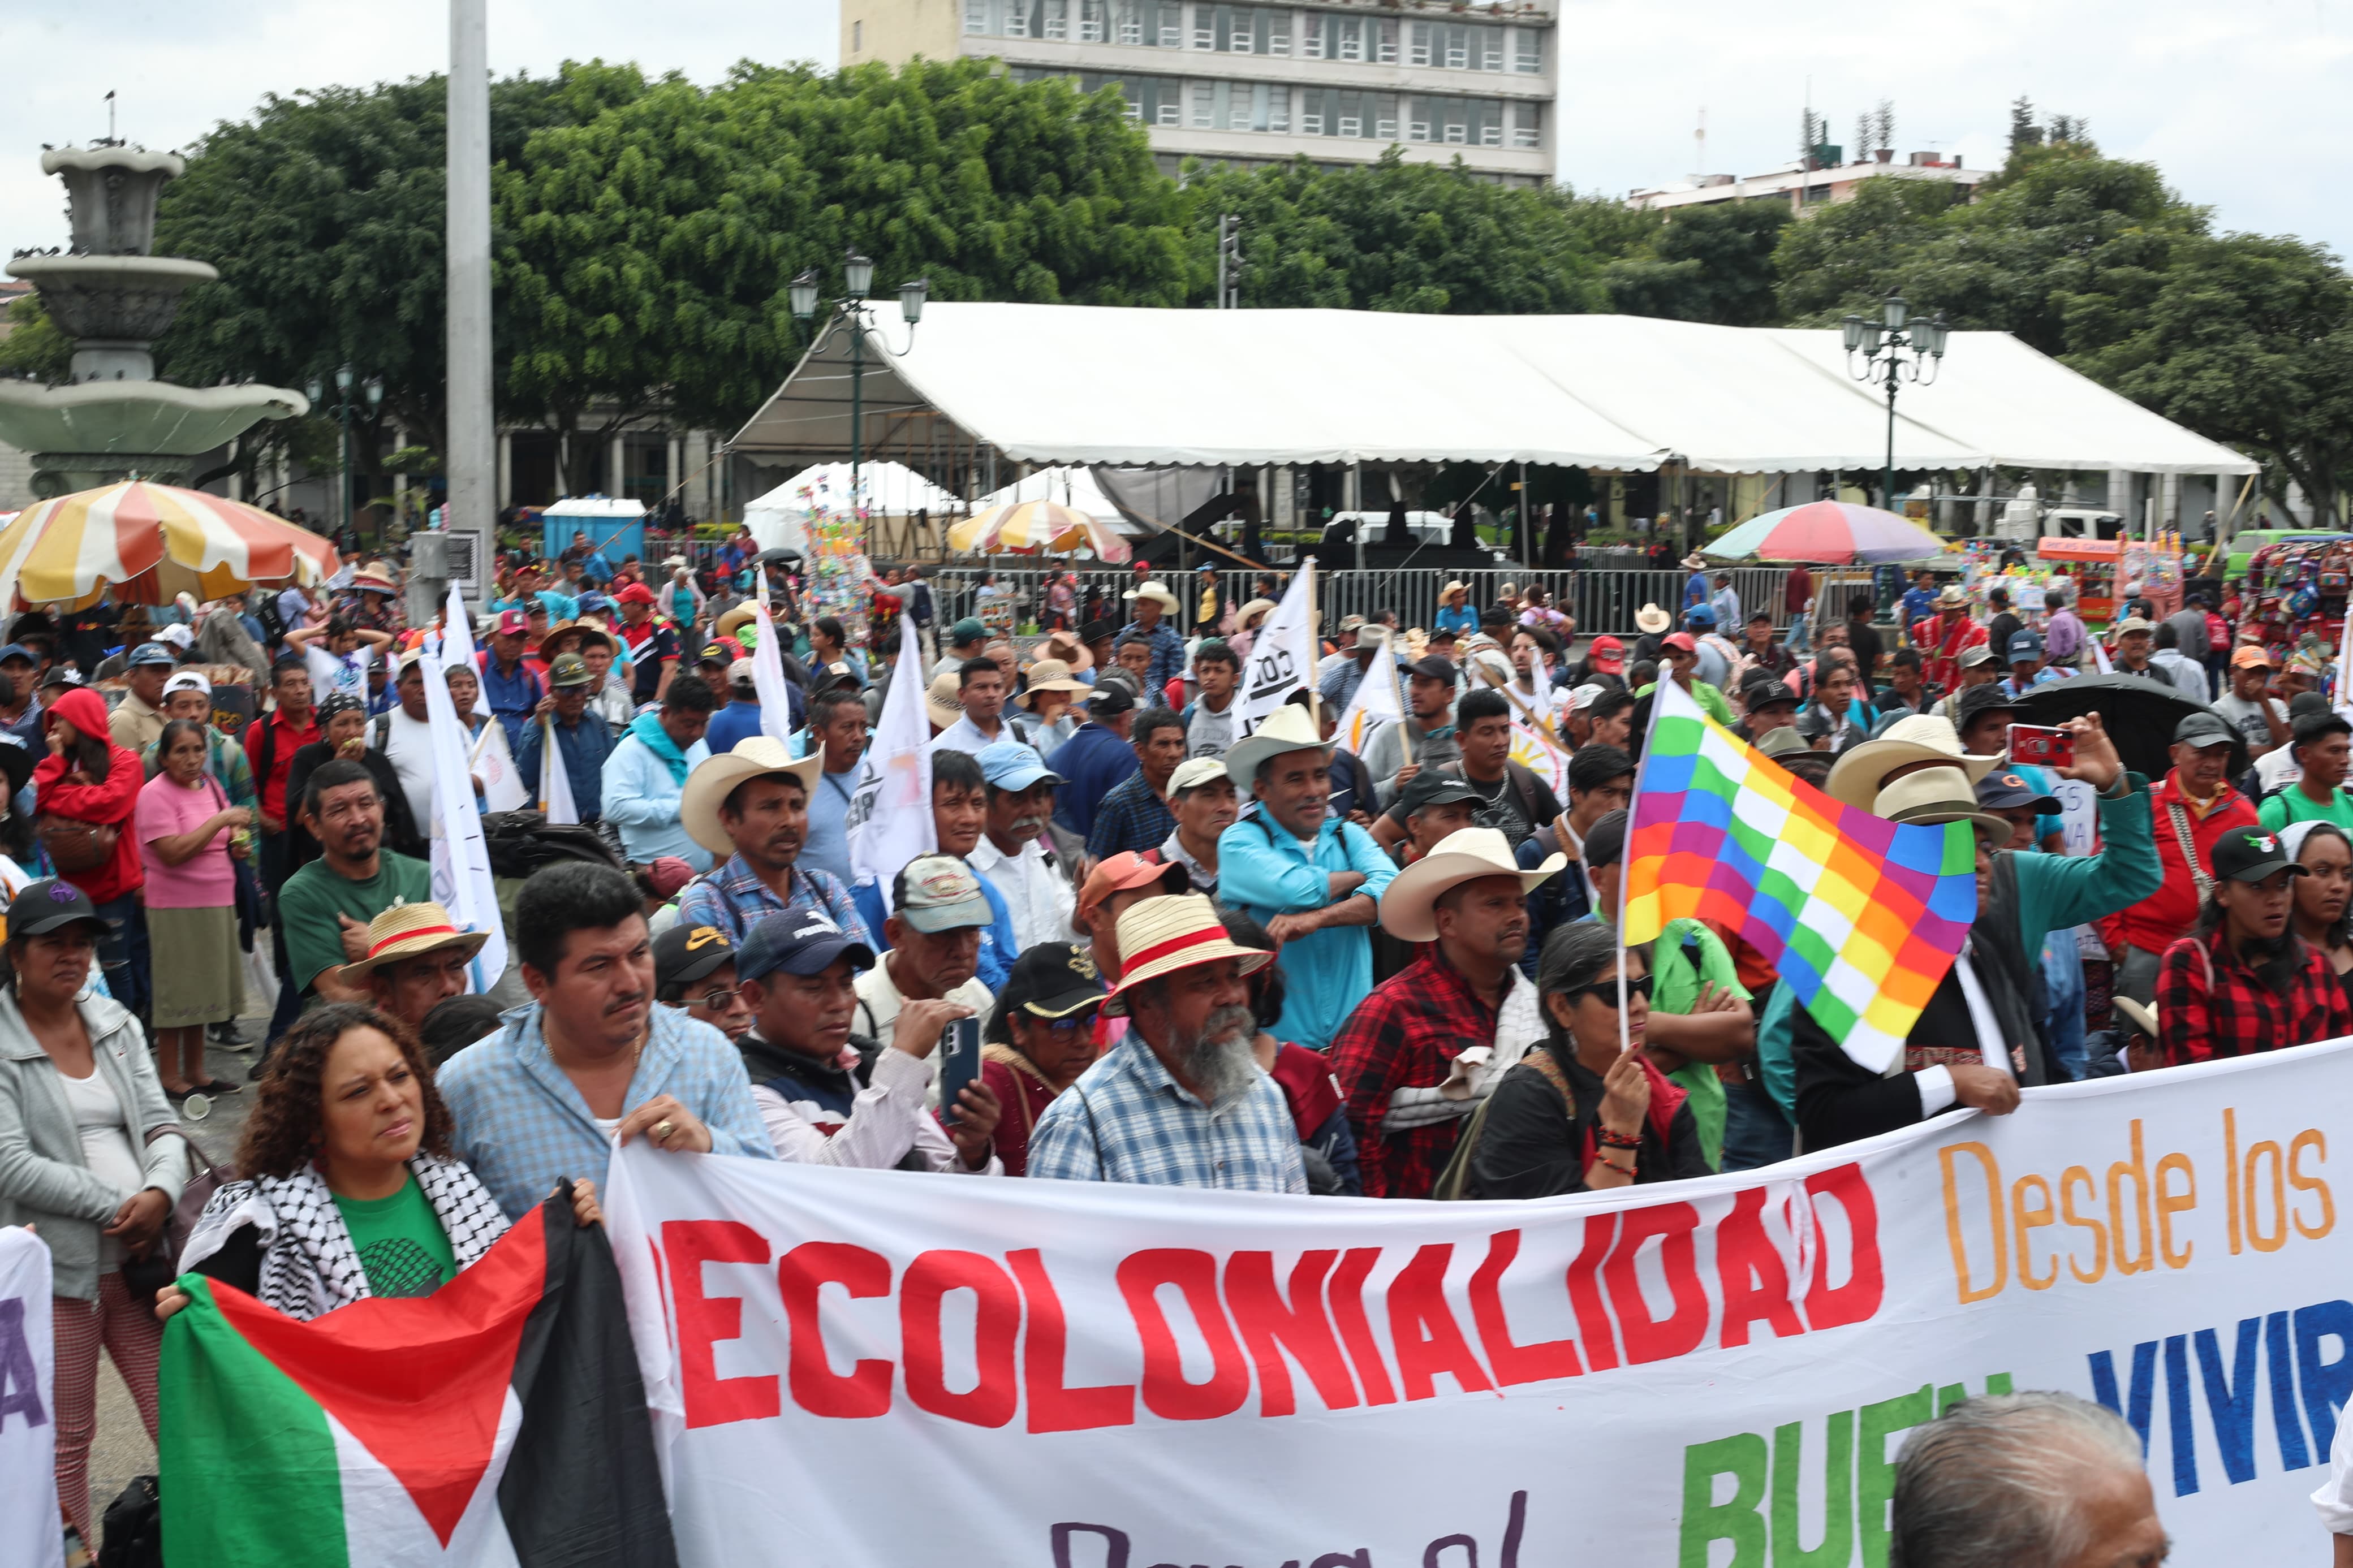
<box><xmin>1115</xmin><ymin>579</ymin><xmax>1187</xmax><ymax>699</ymax></box>
<box><xmin>674</xmin><ymin>736</ymin><xmax>873</xmax><ymax>948</ymax></box>
<box><xmin>1026</xmin><ymin>892</ymin><xmax>1303</xmax><ymax>1192</ymax></box>
<box><xmin>1216</xmin><ymin>703</ymin><xmax>1400</xmax><ymax>1052</ymax></box>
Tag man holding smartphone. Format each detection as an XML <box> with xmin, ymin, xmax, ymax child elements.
<box><xmin>852</xmin><ymin>855</ymin><xmax>1001</xmax><ymax>1056</ymax></box>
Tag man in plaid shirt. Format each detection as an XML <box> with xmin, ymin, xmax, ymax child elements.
<box><xmin>1086</xmin><ymin>709</ymin><xmax>1187</xmax><ymax>858</ymax></box>
<box><xmin>2155</xmin><ymin>826</ymin><xmax>2353</xmax><ymax>1064</ymax></box>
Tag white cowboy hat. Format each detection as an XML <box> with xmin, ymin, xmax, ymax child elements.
<box><xmin>1634</xmin><ymin>603</ymin><xmax>1672</xmax><ymax>634</ymax></box>
<box><xmin>1234</xmin><ymin>597</ymin><xmax>1277</xmax><ymax>629</ymax></box>
<box><xmin>1101</xmin><ymin>894</ymin><xmax>1273</xmax><ymax>1017</ymax></box>
<box><xmin>338</xmin><ymin>900</ymin><xmax>489</xmax><ymax>980</ymax></box>
<box><xmin>1823</xmin><ymin>715</ymin><xmax>2003</xmax><ymax>814</ymax></box>
<box><xmin>1122</xmin><ymin>580</ymin><xmax>1180</xmax><ymax>614</ymax></box>
<box><xmin>1222</xmin><ymin>702</ymin><xmax>1331</xmax><ymax>796</ymax></box>
<box><xmin>680</xmin><ymin>736</ymin><xmax>824</xmax><ymax>857</ymax></box>
<box><xmin>1378</xmin><ymin>828</ymin><xmax>1565</xmax><ymax>943</ymax></box>
<box><xmin>2111</xmin><ymin>997</ymin><xmax>2158</xmax><ymax>1039</ymax></box>
<box><xmin>1869</xmin><ymin>768</ymin><xmax>2014</xmax><ymax>843</ymax></box>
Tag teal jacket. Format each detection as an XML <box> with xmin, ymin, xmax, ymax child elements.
<box><xmin>1760</xmin><ymin>772</ymin><xmax>2160</xmax><ymax>1115</ymax></box>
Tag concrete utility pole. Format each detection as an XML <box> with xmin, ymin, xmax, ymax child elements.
<box><xmin>446</xmin><ymin>0</ymin><xmax>494</xmax><ymax>606</ymax></box>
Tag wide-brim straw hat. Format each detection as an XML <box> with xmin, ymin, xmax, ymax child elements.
<box><xmin>1038</xmin><ymin>630</ymin><xmax>1094</xmax><ymax>673</ymax></box>
<box><xmin>1634</xmin><ymin>603</ymin><xmax>1672</xmax><ymax>633</ymax></box>
<box><xmin>1222</xmin><ymin>702</ymin><xmax>1330</xmax><ymax>796</ymax></box>
<box><xmin>1123</xmin><ymin>580</ymin><xmax>1180</xmax><ymax>614</ymax></box>
<box><xmin>679</xmin><ymin>736</ymin><xmax>824</xmax><ymax>857</ymax></box>
<box><xmin>715</xmin><ymin>603</ymin><xmax>759</xmax><ymax>640</ymax></box>
<box><xmin>1101</xmin><ymin>893</ymin><xmax>1273</xmax><ymax>1017</ymax></box>
<box><xmin>338</xmin><ymin>901</ymin><xmax>489</xmax><ymax>980</ymax></box>
<box><xmin>1378</xmin><ymin>828</ymin><xmax>1566</xmax><ymax>943</ymax></box>
<box><xmin>1016</xmin><ymin>658</ymin><xmax>1089</xmax><ymax>707</ymax></box>
<box><xmin>2112</xmin><ymin>997</ymin><xmax>2158</xmax><ymax>1039</ymax></box>
<box><xmin>926</xmin><ymin>670</ymin><xmax>965</xmax><ymax>731</ymax></box>
<box><xmin>1234</xmin><ymin>598</ymin><xmax>1277</xmax><ymax>629</ymax></box>
<box><xmin>1871</xmin><ymin>768</ymin><xmax>2014</xmax><ymax>843</ymax></box>
<box><xmin>1440</xmin><ymin>580</ymin><xmax>1468</xmax><ymax>603</ymax></box>
<box><xmin>1824</xmin><ymin>715</ymin><xmax>2003</xmax><ymax>814</ymax></box>
<box><xmin>1680</xmin><ymin>552</ymin><xmax>1709</xmax><ymax>571</ymax></box>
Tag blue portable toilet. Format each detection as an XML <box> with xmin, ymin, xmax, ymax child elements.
<box><xmin>541</xmin><ymin>497</ymin><xmax>647</xmax><ymax>568</ymax></box>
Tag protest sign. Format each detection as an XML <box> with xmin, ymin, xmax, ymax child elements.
<box><xmin>0</xmin><ymin>1228</ymin><xmax>58</xmax><ymax>1568</ymax></box>
<box><xmin>606</xmin><ymin>1038</ymin><xmax>2353</xmax><ymax>1567</ymax></box>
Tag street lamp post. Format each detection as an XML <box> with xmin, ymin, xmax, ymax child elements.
<box><xmin>1842</xmin><ymin>293</ymin><xmax>1948</xmax><ymax>512</ymax></box>
<box><xmin>305</xmin><ymin>365</ymin><xmax>385</xmax><ymax>544</ymax></box>
<box><xmin>789</xmin><ymin>252</ymin><xmax>928</xmax><ymax>503</ymax></box>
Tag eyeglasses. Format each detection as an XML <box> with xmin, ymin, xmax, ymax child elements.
<box><xmin>1559</xmin><ymin>975</ymin><xmax>1653</xmax><ymax>1006</ymax></box>
<box><xmin>689</xmin><ymin>987</ymin><xmax>742</xmax><ymax>1012</ymax></box>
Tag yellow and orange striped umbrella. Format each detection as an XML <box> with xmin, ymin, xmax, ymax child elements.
<box><xmin>946</xmin><ymin>499</ymin><xmax>1130</xmax><ymax>564</ymax></box>
<box><xmin>0</xmin><ymin>480</ymin><xmax>341</xmax><ymax>609</ymax></box>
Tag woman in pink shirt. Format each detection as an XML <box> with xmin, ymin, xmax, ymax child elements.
<box><xmin>135</xmin><ymin>719</ymin><xmax>252</xmax><ymax>1096</ymax></box>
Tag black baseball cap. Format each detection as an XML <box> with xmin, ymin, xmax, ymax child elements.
<box><xmin>2289</xmin><ymin>692</ymin><xmax>2333</xmax><ymax>720</ymax></box>
<box><xmin>1001</xmin><ymin>941</ymin><xmax>1109</xmax><ymax>1020</ymax></box>
<box><xmin>5</xmin><ymin>878</ymin><xmax>105</xmax><ymax>939</ymax></box>
<box><xmin>2209</xmin><ymin>826</ymin><xmax>2303</xmax><ymax>885</ymax></box>
<box><xmin>736</xmin><ymin>908</ymin><xmax>874</xmax><ymax>984</ymax></box>
<box><xmin>1740</xmin><ymin>675</ymin><xmax>1798</xmax><ymax>712</ymax></box>
<box><xmin>1407</xmin><ymin>655</ymin><xmax>1458</xmax><ymax>685</ymax></box>
<box><xmin>654</xmin><ymin>921</ymin><xmax>738</xmax><ymax>997</ymax></box>
<box><xmin>1085</xmin><ymin>681</ymin><xmax>1136</xmax><ymax>715</ymax></box>
<box><xmin>2292</xmin><ymin>711</ymin><xmax>2352</xmax><ymax>749</ymax></box>
<box><xmin>2173</xmin><ymin>711</ymin><xmax>2235</xmax><ymax>749</ymax></box>
<box><xmin>1400</xmin><ymin>771</ymin><xmax>1483</xmax><ymax>817</ymax></box>
<box><xmin>1583</xmin><ymin>808</ymin><xmax>1628</xmax><ymax>869</ymax></box>
<box><xmin>1976</xmin><ymin>770</ymin><xmax>2059</xmax><ymax>814</ymax></box>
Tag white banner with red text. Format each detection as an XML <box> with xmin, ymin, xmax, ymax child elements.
<box><xmin>603</xmin><ymin>1040</ymin><xmax>2353</xmax><ymax>1567</ymax></box>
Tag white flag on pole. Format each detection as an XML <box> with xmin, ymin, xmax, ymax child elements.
<box><xmin>470</xmin><ymin>718</ymin><xmax>530</xmax><ymax>814</ymax></box>
<box><xmin>537</xmin><ymin>716</ymin><xmax>579</xmax><ymax>826</ymax></box>
<box><xmin>751</xmin><ymin>604</ymin><xmax>798</xmax><ymax>747</ymax></box>
<box><xmin>2091</xmin><ymin>638</ymin><xmax>2113</xmax><ymax>674</ymax></box>
<box><xmin>1334</xmin><ymin>633</ymin><xmax>1403</xmax><ymax>754</ymax></box>
<box><xmin>2337</xmin><ymin>595</ymin><xmax>2353</xmax><ymax>725</ymax></box>
<box><xmin>1239</xmin><ymin>558</ymin><xmax>1317</xmax><ymax>736</ymax></box>
<box><xmin>847</xmin><ymin>613</ymin><xmax>934</xmax><ymax>910</ymax></box>
<box><xmin>442</xmin><ymin>582</ymin><xmax>492</xmax><ymax>715</ymax></box>
<box><xmin>423</xmin><ymin>646</ymin><xmax>509</xmax><ymax>994</ymax></box>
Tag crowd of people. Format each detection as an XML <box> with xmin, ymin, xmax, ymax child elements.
<box><xmin>3</xmin><ymin>539</ymin><xmax>2349</xmax><ymax>1556</ymax></box>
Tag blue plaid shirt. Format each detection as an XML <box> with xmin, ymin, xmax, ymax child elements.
<box><xmin>437</xmin><ymin>1000</ymin><xmax>775</xmax><ymax>1219</ymax></box>
<box><xmin>1086</xmin><ymin>768</ymin><xmax>1176</xmax><ymax>859</ymax></box>
<box><xmin>1026</xmin><ymin>1036</ymin><xmax>1307</xmax><ymax>1194</ymax></box>
<box><xmin>1115</xmin><ymin>619</ymin><xmax>1187</xmax><ymax>698</ymax></box>
<box><xmin>675</xmin><ymin>852</ymin><xmax>875</xmax><ymax>950</ymax></box>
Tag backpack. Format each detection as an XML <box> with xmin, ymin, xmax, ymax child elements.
<box><xmin>480</xmin><ymin>810</ymin><xmax>628</xmax><ymax>880</ymax></box>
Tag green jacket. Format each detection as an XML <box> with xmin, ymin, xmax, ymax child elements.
<box><xmin>1760</xmin><ymin>772</ymin><xmax>2159</xmax><ymax>1117</ymax></box>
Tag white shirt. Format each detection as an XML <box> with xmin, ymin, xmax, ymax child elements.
<box><xmin>969</xmin><ymin>832</ymin><xmax>1076</xmax><ymax>952</ymax></box>
<box><xmin>854</xmin><ymin>955</ymin><xmax>996</xmax><ymax>1057</ymax></box>
<box><xmin>749</xmin><ymin>1040</ymin><xmax>997</xmax><ymax>1173</ymax></box>
<box><xmin>378</xmin><ymin>707</ymin><xmax>438</xmax><ymax>828</ymax></box>
<box><xmin>62</xmin><ymin>1065</ymin><xmax>143</xmax><ymax>1265</ymax></box>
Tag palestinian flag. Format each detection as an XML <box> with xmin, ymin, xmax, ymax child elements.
<box><xmin>157</xmin><ymin>1187</ymin><xmax>677</xmax><ymax>1567</ymax></box>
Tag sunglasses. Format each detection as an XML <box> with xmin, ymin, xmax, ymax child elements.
<box><xmin>1560</xmin><ymin>974</ymin><xmax>1653</xmax><ymax>1006</ymax></box>
<box><xmin>1023</xmin><ymin>1012</ymin><xmax>1093</xmax><ymax>1036</ymax></box>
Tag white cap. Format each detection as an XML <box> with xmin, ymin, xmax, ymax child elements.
<box><xmin>1167</xmin><ymin>756</ymin><xmax>1230</xmax><ymax>796</ymax></box>
<box><xmin>163</xmin><ymin>669</ymin><xmax>212</xmax><ymax>697</ymax></box>
<box><xmin>1567</xmin><ymin>682</ymin><xmax>1606</xmax><ymax>713</ymax></box>
<box><xmin>155</xmin><ymin>623</ymin><xmax>195</xmax><ymax>650</ymax></box>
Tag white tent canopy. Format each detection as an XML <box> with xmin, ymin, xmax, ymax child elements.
<box><xmin>739</xmin><ymin>460</ymin><xmax>965</xmax><ymax>553</ymax></box>
<box><xmin>731</xmin><ymin>303</ymin><xmax>2257</xmax><ymax>477</ymax></box>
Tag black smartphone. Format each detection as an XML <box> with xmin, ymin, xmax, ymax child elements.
<box><xmin>939</xmin><ymin>1017</ymin><xmax>982</xmax><ymax>1120</ymax></box>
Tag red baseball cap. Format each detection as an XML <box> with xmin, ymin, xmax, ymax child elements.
<box><xmin>493</xmin><ymin>609</ymin><xmax>529</xmax><ymax>637</ymax></box>
<box><xmin>614</xmin><ymin>582</ymin><xmax>657</xmax><ymax>607</ymax></box>
<box><xmin>1662</xmin><ymin>632</ymin><xmax>1698</xmax><ymax>654</ymax></box>
<box><xmin>1076</xmin><ymin>850</ymin><xmax>1191</xmax><ymax>918</ymax></box>
<box><xmin>1587</xmin><ymin>635</ymin><xmax>1625</xmax><ymax>673</ymax></box>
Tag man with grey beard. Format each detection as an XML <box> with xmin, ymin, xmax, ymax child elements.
<box><xmin>1025</xmin><ymin>893</ymin><xmax>1308</xmax><ymax>1193</ymax></box>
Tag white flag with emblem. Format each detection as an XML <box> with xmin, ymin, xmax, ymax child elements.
<box><xmin>537</xmin><ymin>715</ymin><xmax>579</xmax><ymax>826</ymax></box>
<box><xmin>442</xmin><ymin>582</ymin><xmax>492</xmax><ymax>715</ymax></box>
<box><xmin>1239</xmin><ymin>558</ymin><xmax>1317</xmax><ymax>736</ymax></box>
<box><xmin>1334</xmin><ymin>632</ymin><xmax>1403</xmax><ymax>754</ymax></box>
<box><xmin>424</xmin><ymin>645</ymin><xmax>509</xmax><ymax>993</ymax></box>
<box><xmin>847</xmin><ymin>613</ymin><xmax>933</xmax><ymax>910</ymax></box>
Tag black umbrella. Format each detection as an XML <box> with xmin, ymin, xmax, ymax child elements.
<box><xmin>2014</xmin><ymin>673</ymin><xmax>2244</xmax><ymax>782</ymax></box>
<box><xmin>756</xmin><ymin>547</ymin><xmax>803</xmax><ymax>568</ymax></box>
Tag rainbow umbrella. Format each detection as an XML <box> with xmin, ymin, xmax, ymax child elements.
<box><xmin>946</xmin><ymin>499</ymin><xmax>1131</xmax><ymax>564</ymax></box>
<box><xmin>1704</xmin><ymin>501</ymin><xmax>1947</xmax><ymax>565</ymax></box>
<box><xmin>0</xmin><ymin>480</ymin><xmax>341</xmax><ymax>609</ymax></box>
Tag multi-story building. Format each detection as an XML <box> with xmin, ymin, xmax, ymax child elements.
<box><xmin>1628</xmin><ymin>149</ymin><xmax>1987</xmax><ymax>215</ymax></box>
<box><xmin>844</xmin><ymin>0</ymin><xmax>1557</xmax><ymax>187</ymax></box>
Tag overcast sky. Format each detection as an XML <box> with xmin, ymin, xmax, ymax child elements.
<box><xmin>5</xmin><ymin>0</ymin><xmax>2347</xmax><ymax>266</ymax></box>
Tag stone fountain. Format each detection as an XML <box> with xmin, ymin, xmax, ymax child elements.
<box><xmin>0</xmin><ymin>143</ymin><xmax>307</xmax><ymax>498</ymax></box>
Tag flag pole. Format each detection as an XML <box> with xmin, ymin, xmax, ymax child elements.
<box><xmin>1393</xmin><ymin>631</ymin><xmax>1415</xmax><ymax>764</ymax></box>
<box><xmin>1616</xmin><ymin>674</ymin><xmax>1674</xmax><ymax>1056</ymax></box>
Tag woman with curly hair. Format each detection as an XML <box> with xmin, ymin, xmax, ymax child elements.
<box><xmin>160</xmin><ymin>1004</ymin><xmax>599</xmax><ymax>1322</ymax></box>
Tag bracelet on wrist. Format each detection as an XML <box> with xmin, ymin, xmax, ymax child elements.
<box><xmin>1597</xmin><ymin>1126</ymin><xmax>1641</xmax><ymax>1150</ymax></box>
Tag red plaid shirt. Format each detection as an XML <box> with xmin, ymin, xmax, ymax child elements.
<box><xmin>1329</xmin><ymin>949</ymin><xmax>1503</xmax><ymax>1199</ymax></box>
<box><xmin>2154</xmin><ymin>925</ymin><xmax>2353</xmax><ymax>1065</ymax></box>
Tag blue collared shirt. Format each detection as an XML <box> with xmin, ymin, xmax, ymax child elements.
<box><xmin>1216</xmin><ymin>811</ymin><xmax>1398</xmax><ymax>1052</ymax></box>
<box><xmin>1026</xmin><ymin>1036</ymin><xmax>1307</xmax><ymax>1193</ymax></box>
<box><xmin>1115</xmin><ymin>619</ymin><xmax>1186</xmax><ymax>696</ymax></box>
<box><xmin>601</xmin><ymin>731</ymin><xmax>712</xmax><ymax>870</ymax></box>
<box><xmin>514</xmin><ymin>710</ymin><xmax>615</xmax><ymax>820</ymax></box>
<box><xmin>1046</xmin><ymin>722</ymin><xmax>1140</xmax><ymax>839</ymax></box>
<box><xmin>438</xmin><ymin>1000</ymin><xmax>775</xmax><ymax>1219</ymax></box>
<box><xmin>675</xmin><ymin>852</ymin><xmax>874</xmax><ymax>950</ymax></box>
<box><xmin>477</xmin><ymin>654</ymin><xmax>544</xmax><ymax>752</ymax></box>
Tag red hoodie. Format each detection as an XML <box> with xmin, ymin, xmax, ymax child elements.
<box><xmin>32</xmin><ymin>686</ymin><xmax>144</xmax><ymax>904</ymax></box>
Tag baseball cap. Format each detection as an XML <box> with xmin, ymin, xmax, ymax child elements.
<box><xmin>1407</xmin><ymin>655</ymin><xmax>1458</xmax><ymax>685</ymax></box>
<box><xmin>1400</xmin><ymin>770</ymin><xmax>1483</xmax><ymax>816</ymax></box>
<box><xmin>162</xmin><ymin>669</ymin><xmax>212</xmax><ymax>697</ymax></box>
<box><xmin>5</xmin><ymin>878</ymin><xmax>105</xmax><ymax>940</ymax></box>
<box><xmin>549</xmin><ymin>653</ymin><xmax>593</xmax><ymax>689</ymax></box>
<box><xmin>1586</xmin><ymin>636</ymin><xmax>1625</xmax><ymax>673</ymax></box>
<box><xmin>728</xmin><ymin>656</ymin><xmax>756</xmax><ymax>687</ymax></box>
<box><xmin>2292</xmin><ymin>710</ymin><xmax>2352</xmax><ymax>749</ymax></box>
<box><xmin>1076</xmin><ymin>850</ymin><xmax>1190</xmax><ymax>916</ymax></box>
<box><xmin>1662</xmin><ymin>632</ymin><xmax>1698</xmax><ymax>654</ymax></box>
<box><xmin>1683</xmin><ymin>606</ymin><xmax>1716</xmax><ymax>628</ymax></box>
<box><xmin>736</xmin><ymin>905</ymin><xmax>873</xmax><ymax>984</ymax></box>
<box><xmin>576</xmin><ymin>590</ymin><xmax>611</xmax><ymax>615</ymax></box>
<box><xmin>493</xmin><ymin>608</ymin><xmax>530</xmax><ymax>637</ymax></box>
<box><xmin>2231</xmin><ymin>645</ymin><xmax>2274</xmax><ymax>669</ymax></box>
<box><xmin>1085</xmin><ymin>682</ymin><xmax>1136</xmax><ymax>715</ymax></box>
<box><xmin>653</xmin><ymin>922</ymin><xmax>737</xmax><ymax>996</ymax></box>
<box><xmin>1741</xmin><ymin>675</ymin><xmax>1798</xmax><ymax>711</ymax></box>
<box><xmin>127</xmin><ymin>641</ymin><xmax>176</xmax><ymax>668</ymax></box>
<box><xmin>1582</xmin><ymin>809</ymin><xmax>1628</xmax><ymax>869</ymax></box>
<box><xmin>0</xmin><ymin>643</ymin><xmax>33</xmax><ymax>666</ymax></box>
<box><xmin>2210</xmin><ymin>827</ymin><xmax>2302</xmax><ymax>885</ymax></box>
<box><xmin>2289</xmin><ymin>692</ymin><xmax>2333</xmax><ymax>720</ymax></box>
<box><xmin>644</xmin><ymin>857</ymin><xmax>697</xmax><ymax>900</ymax></box>
<box><xmin>1000</xmin><ymin>941</ymin><xmax>1110</xmax><ymax>1021</ymax></box>
<box><xmin>155</xmin><ymin>624</ymin><xmax>195</xmax><ymax>650</ymax></box>
<box><xmin>891</xmin><ymin>854</ymin><xmax>996</xmax><ymax>934</ymax></box>
<box><xmin>699</xmin><ymin>642</ymin><xmax>731</xmax><ymax>667</ymax></box>
<box><xmin>950</xmin><ymin>617</ymin><xmax>987</xmax><ymax>646</ymax></box>
<box><xmin>1167</xmin><ymin>756</ymin><xmax>1229</xmax><ymax>797</ymax></box>
<box><xmin>1957</xmin><ymin>642</ymin><xmax>1999</xmax><ymax>668</ymax></box>
<box><xmin>2005</xmin><ymin>630</ymin><xmax>2043</xmax><ymax>662</ymax></box>
<box><xmin>38</xmin><ymin>667</ymin><xmax>86</xmax><ymax>692</ymax></box>
<box><xmin>1339</xmin><ymin>614</ymin><xmax>1367</xmax><ymax>633</ymax></box>
<box><xmin>1976</xmin><ymin>770</ymin><xmax>2060</xmax><ymax>814</ymax></box>
<box><xmin>614</xmin><ymin>582</ymin><xmax>657</xmax><ymax>607</ymax></box>
<box><xmin>977</xmin><ymin>739</ymin><xmax>1063</xmax><ymax>793</ymax></box>
<box><xmin>2174</xmin><ymin>711</ymin><xmax>2236</xmax><ymax>749</ymax></box>
<box><xmin>1566</xmin><ymin>683</ymin><xmax>1607</xmax><ymax>714</ymax></box>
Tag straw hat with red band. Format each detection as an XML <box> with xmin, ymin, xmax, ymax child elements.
<box><xmin>338</xmin><ymin>901</ymin><xmax>489</xmax><ymax>980</ymax></box>
<box><xmin>1101</xmin><ymin>893</ymin><xmax>1272</xmax><ymax>1017</ymax></box>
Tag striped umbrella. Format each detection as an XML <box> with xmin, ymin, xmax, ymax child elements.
<box><xmin>1703</xmin><ymin>500</ymin><xmax>1947</xmax><ymax>565</ymax></box>
<box><xmin>946</xmin><ymin>499</ymin><xmax>1131</xmax><ymax>564</ymax></box>
<box><xmin>0</xmin><ymin>480</ymin><xmax>341</xmax><ymax>609</ymax></box>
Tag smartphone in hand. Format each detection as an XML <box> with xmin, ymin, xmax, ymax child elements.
<box><xmin>938</xmin><ymin>1017</ymin><xmax>982</xmax><ymax>1122</ymax></box>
